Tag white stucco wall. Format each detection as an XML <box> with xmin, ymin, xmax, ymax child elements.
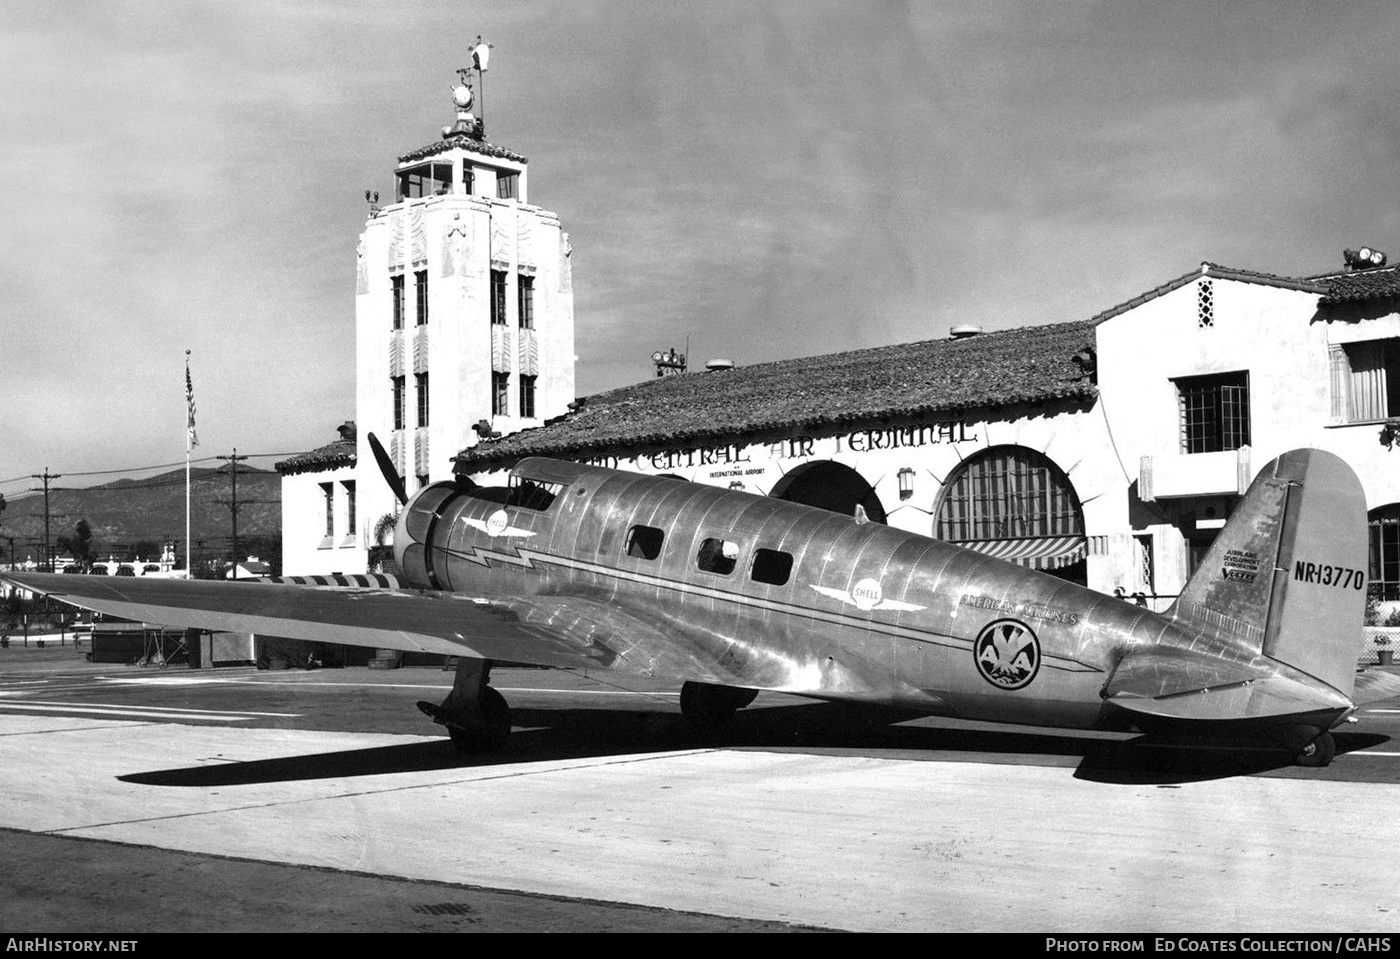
<box><xmin>280</xmin><ymin>463</ymin><xmax>365</xmax><ymax>577</ymax></box>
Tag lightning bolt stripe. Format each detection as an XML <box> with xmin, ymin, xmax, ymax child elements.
<box><xmin>433</xmin><ymin>543</ymin><xmax>1100</xmax><ymax>674</ymax></box>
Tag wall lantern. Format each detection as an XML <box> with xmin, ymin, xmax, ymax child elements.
<box><xmin>897</xmin><ymin>467</ymin><xmax>915</xmax><ymax>501</ymax></box>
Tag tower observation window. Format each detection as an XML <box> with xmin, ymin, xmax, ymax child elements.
<box><xmin>397</xmin><ymin>162</ymin><xmax>454</xmax><ymax>200</ymax></box>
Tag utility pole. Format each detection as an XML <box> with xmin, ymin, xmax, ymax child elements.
<box><xmin>216</xmin><ymin>450</ymin><xmax>248</xmax><ymax>579</ymax></box>
<box><xmin>29</xmin><ymin>469</ymin><xmax>62</xmax><ymax>572</ymax></box>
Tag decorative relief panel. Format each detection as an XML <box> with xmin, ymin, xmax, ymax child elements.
<box><xmin>388</xmin><ymin>211</ymin><xmax>405</xmax><ymax>269</ymax></box>
<box><xmin>390</xmin><ymin>432</ymin><xmax>405</xmax><ymax>476</ymax></box>
<box><xmin>415</xmin><ymin>429</ymin><xmax>430</xmax><ymax>477</ymax></box>
<box><xmin>410</xmin><ymin>207</ymin><xmax>427</xmax><ymax>264</ymax></box>
<box><xmin>356</xmin><ymin>239</ymin><xmax>368</xmax><ymax>295</ymax></box>
<box><xmin>516</xmin><ymin>213</ymin><xmax>534</xmax><ymax>270</ymax></box>
<box><xmin>559</xmin><ymin>231</ymin><xmax>573</xmax><ymax>294</ymax></box>
<box><xmin>491</xmin><ymin>324</ymin><xmax>512</xmax><ymax>374</ymax></box>
<box><xmin>413</xmin><ymin>327</ymin><xmax>429</xmax><ymax>374</ymax></box>
<box><xmin>518</xmin><ymin>328</ymin><xmax>538</xmax><ymax>376</ymax></box>
<box><xmin>389</xmin><ymin>332</ymin><xmax>404</xmax><ymax>377</ymax></box>
<box><xmin>490</xmin><ymin>207</ymin><xmax>512</xmax><ymax>268</ymax></box>
<box><xmin>442</xmin><ymin>214</ymin><xmax>471</xmax><ymax>278</ymax></box>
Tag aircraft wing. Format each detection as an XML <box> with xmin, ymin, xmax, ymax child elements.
<box><xmin>0</xmin><ymin>571</ymin><xmax>689</xmax><ymax>679</ymax></box>
<box><xmin>1102</xmin><ymin>645</ymin><xmax>1353</xmax><ymax>723</ymax></box>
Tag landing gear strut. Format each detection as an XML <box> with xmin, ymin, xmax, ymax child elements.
<box><xmin>680</xmin><ymin>681</ymin><xmax>758</xmax><ymax>730</ymax></box>
<box><xmin>417</xmin><ymin>657</ymin><xmax>511</xmax><ymax>753</ymax></box>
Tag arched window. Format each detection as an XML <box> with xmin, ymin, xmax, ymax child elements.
<box><xmin>1370</xmin><ymin>504</ymin><xmax>1400</xmax><ymax>601</ymax></box>
<box><xmin>934</xmin><ymin>445</ymin><xmax>1085</xmax><ymax>578</ymax></box>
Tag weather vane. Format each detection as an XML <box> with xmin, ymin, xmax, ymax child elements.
<box><xmin>458</xmin><ymin>35</ymin><xmax>493</xmax><ymax>138</ymax></box>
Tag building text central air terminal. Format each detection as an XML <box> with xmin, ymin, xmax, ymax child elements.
<box><xmin>278</xmin><ymin>71</ymin><xmax>1400</xmax><ymax>628</ymax></box>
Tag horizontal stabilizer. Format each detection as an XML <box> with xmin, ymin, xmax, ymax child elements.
<box><xmin>1104</xmin><ymin>646</ymin><xmax>1350</xmax><ymax>724</ymax></box>
<box><xmin>1351</xmin><ymin>669</ymin><xmax>1400</xmax><ymax>706</ymax></box>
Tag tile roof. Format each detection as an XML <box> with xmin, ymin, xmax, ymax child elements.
<box><xmin>1315</xmin><ymin>265</ymin><xmax>1400</xmax><ymax>305</ymax></box>
<box><xmin>275</xmin><ymin>439</ymin><xmax>356</xmax><ymax>476</ymax></box>
<box><xmin>399</xmin><ymin>133</ymin><xmax>527</xmax><ymax>165</ymax></box>
<box><xmin>453</xmin><ymin>319</ymin><xmax>1100</xmax><ymax>474</ymax></box>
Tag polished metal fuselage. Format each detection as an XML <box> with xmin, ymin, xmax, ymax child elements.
<box><xmin>401</xmin><ymin>460</ymin><xmax>1192</xmax><ymax>728</ymax></box>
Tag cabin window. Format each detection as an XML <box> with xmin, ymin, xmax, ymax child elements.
<box><xmin>697</xmin><ymin>537</ymin><xmax>739</xmax><ymax>575</ymax></box>
<box><xmin>750</xmin><ymin>548</ymin><xmax>793</xmax><ymax>586</ymax></box>
<box><xmin>626</xmin><ymin>525</ymin><xmax>664</xmax><ymax>560</ymax></box>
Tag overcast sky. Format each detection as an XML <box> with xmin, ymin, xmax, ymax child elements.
<box><xmin>4</xmin><ymin>0</ymin><xmax>1400</xmax><ymax>500</ymax></box>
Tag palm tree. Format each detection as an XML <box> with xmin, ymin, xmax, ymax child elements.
<box><xmin>369</xmin><ymin>512</ymin><xmax>398</xmax><ymax>575</ymax></box>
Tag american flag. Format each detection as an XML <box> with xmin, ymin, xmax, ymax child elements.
<box><xmin>185</xmin><ymin>353</ymin><xmax>198</xmax><ymax>448</ymax></box>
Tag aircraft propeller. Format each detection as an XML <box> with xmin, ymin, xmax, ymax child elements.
<box><xmin>367</xmin><ymin>431</ymin><xmax>409</xmax><ymax>506</ymax></box>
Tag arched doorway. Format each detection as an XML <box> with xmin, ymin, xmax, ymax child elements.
<box><xmin>933</xmin><ymin>445</ymin><xmax>1086</xmax><ymax>584</ymax></box>
<box><xmin>770</xmin><ymin>461</ymin><xmax>887</xmax><ymax>524</ymax></box>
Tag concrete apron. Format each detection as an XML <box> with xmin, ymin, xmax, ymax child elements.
<box><xmin>0</xmin><ymin>715</ymin><xmax>1395</xmax><ymax>933</ymax></box>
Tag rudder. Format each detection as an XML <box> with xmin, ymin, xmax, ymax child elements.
<box><xmin>1169</xmin><ymin>449</ymin><xmax>1367</xmax><ymax>699</ymax></box>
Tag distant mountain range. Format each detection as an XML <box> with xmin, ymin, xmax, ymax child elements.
<box><xmin>1</xmin><ymin>466</ymin><xmax>280</xmax><ymax>564</ymax></box>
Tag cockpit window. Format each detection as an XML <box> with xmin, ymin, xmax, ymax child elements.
<box><xmin>626</xmin><ymin>525</ymin><xmax>664</xmax><ymax>560</ymax></box>
<box><xmin>505</xmin><ymin>477</ymin><xmax>561</xmax><ymax>511</ymax></box>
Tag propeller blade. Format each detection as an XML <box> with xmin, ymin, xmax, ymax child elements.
<box><xmin>367</xmin><ymin>431</ymin><xmax>409</xmax><ymax>506</ymax></box>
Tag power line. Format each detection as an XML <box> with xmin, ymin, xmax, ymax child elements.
<box><xmin>0</xmin><ymin>450</ymin><xmax>312</xmax><ymax>492</ymax></box>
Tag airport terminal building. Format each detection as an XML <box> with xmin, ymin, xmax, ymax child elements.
<box><xmin>453</xmin><ymin>254</ymin><xmax>1400</xmax><ymax>611</ymax></box>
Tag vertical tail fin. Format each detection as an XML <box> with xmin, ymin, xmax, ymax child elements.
<box><xmin>1169</xmin><ymin>448</ymin><xmax>1367</xmax><ymax>698</ymax></box>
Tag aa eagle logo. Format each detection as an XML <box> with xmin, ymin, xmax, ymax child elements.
<box><xmin>974</xmin><ymin>619</ymin><xmax>1040</xmax><ymax>690</ymax></box>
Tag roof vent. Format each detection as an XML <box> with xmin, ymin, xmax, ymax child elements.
<box><xmin>1344</xmin><ymin>247</ymin><xmax>1387</xmax><ymax>270</ymax></box>
<box><xmin>705</xmin><ymin>359</ymin><xmax>735</xmax><ymax>371</ymax></box>
<box><xmin>949</xmin><ymin>325</ymin><xmax>983</xmax><ymax>339</ymax></box>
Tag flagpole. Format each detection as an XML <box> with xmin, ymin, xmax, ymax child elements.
<box><xmin>185</xmin><ymin>350</ymin><xmax>195</xmax><ymax>577</ymax></box>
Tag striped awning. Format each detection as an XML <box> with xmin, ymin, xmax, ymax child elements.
<box><xmin>954</xmin><ymin>535</ymin><xmax>1087</xmax><ymax>570</ymax></box>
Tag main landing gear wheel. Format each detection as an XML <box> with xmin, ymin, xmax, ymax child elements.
<box><xmin>446</xmin><ymin>686</ymin><xmax>511</xmax><ymax>754</ymax></box>
<box><xmin>418</xmin><ymin>658</ymin><xmax>512</xmax><ymax>755</ymax></box>
<box><xmin>1293</xmin><ymin>731</ymin><xmax>1336</xmax><ymax>768</ymax></box>
<box><xmin>680</xmin><ymin>681</ymin><xmax>758</xmax><ymax>731</ymax></box>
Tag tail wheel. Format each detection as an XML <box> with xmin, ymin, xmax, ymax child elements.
<box><xmin>447</xmin><ymin>686</ymin><xmax>511</xmax><ymax>754</ymax></box>
<box><xmin>1293</xmin><ymin>731</ymin><xmax>1336</xmax><ymax>768</ymax></box>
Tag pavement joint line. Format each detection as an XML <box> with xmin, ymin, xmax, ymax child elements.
<box><xmin>0</xmin><ymin>704</ymin><xmax>258</xmax><ymax>722</ymax></box>
<box><xmin>0</xmin><ymin>721</ymin><xmax>162</xmax><ymax>737</ymax></box>
<box><xmin>39</xmin><ymin>747</ymin><xmax>727</xmax><ymax>836</ymax></box>
<box><xmin>0</xmin><ymin>699</ymin><xmax>302</xmax><ymax>717</ymax></box>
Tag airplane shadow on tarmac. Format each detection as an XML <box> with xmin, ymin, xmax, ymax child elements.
<box><xmin>116</xmin><ymin>700</ymin><xmax>1391</xmax><ymax>789</ymax></box>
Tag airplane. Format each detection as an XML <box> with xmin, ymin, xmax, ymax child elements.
<box><xmin>4</xmin><ymin>442</ymin><xmax>1399</xmax><ymax>767</ymax></box>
